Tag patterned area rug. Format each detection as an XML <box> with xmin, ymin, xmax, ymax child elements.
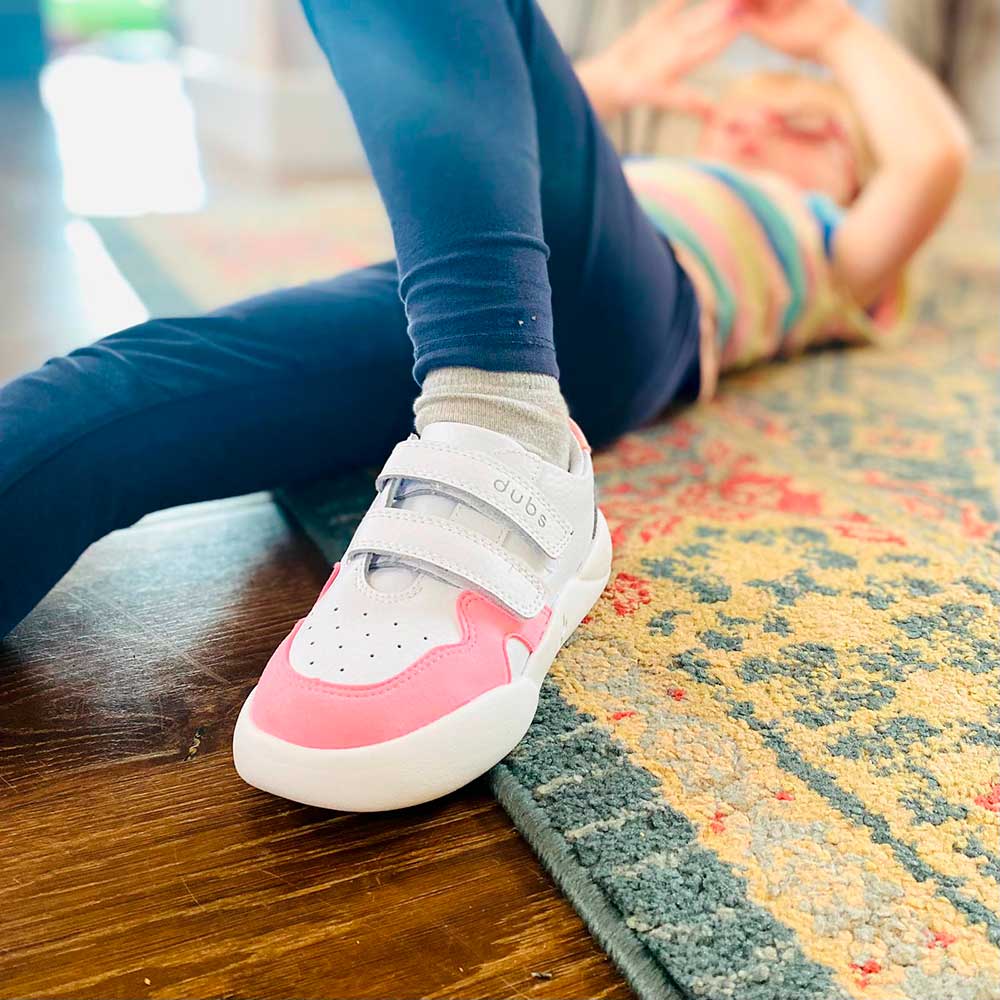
<box><xmin>95</xmin><ymin>172</ymin><xmax>1000</xmax><ymax>1000</ymax></box>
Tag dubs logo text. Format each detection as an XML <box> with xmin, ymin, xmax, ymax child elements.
<box><xmin>493</xmin><ymin>478</ymin><xmax>547</xmax><ymax>528</ymax></box>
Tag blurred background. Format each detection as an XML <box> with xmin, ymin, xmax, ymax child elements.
<box><xmin>2</xmin><ymin>0</ymin><xmax>998</xmax><ymax>379</ymax></box>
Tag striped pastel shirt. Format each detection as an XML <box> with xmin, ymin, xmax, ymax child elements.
<box><xmin>624</xmin><ymin>157</ymin><xmax>907</xmax><ymax>399</ymax></box>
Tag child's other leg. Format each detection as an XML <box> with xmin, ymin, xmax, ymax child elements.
<box><xmin>0</xmin><ymin>263</ymin><xmax>412</xmax><ymax>639</ymax></box>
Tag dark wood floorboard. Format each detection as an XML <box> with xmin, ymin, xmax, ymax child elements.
<box><xmin>0</xmin><ymin>82</ymin><xmax>632</xmax><ymax>999</ymax></box>
<box><xmin>1</xmin><ymin>501</ymin><xmax>630</xmax><ymax>999</ymax></box>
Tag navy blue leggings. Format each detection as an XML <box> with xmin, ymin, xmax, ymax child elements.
<box><xmin>0</xmin><ymin>0</ymin><xmax>699</xmax><ymax>638</ymax></box>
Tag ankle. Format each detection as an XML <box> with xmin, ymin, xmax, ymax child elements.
<box><xmin>413</xmin><ymin>367</ymin><xmax>573</xmax><ymax>468</ymax></box>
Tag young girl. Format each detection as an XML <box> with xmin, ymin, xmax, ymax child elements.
<box><xmin>0</xmin><ymin>0</ymin><xmax>967</xmax><ymax>811</ymax></box>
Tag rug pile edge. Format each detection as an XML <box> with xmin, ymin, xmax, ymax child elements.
<box><xmin>489</xmin><ymin>764</ymin><xmax>685</xmax><ymax>1000</ymax></box>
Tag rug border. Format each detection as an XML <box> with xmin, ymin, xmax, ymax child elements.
<box><xmin>489</xmin><ymin>765</ymin><xmax>685</xmax><ymax>1000</ymax></box>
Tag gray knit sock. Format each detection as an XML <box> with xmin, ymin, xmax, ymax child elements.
<box><xmin>413</xmin><ymin>367</ymin><xmax>574</xmax><ymax>469</ymax></box>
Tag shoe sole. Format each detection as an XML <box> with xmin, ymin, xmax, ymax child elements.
<box><xmin>232</xmin><ymin>510</ymin><xmax>613</xmax><ymax>812</ymax></box>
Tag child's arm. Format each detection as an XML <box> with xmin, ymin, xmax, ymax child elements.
<box><xmin>575</xmin><ymin>0</ymin><xmax>738</xmax><ymax>123</ymax></box>
<box><xmin>820</xmin><ymin>15</ymin><xmax>971</xmax><ymax>304</ymax></box>
<box><xmin>741</xmin><ymin>0</ymin><xmax>971</xmax><ymax>306</ymax></box>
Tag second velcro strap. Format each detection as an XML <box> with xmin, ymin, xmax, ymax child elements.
<box><xmin>375</xmin><ymin>440</ymin><xmax>572</xmax><ymax>558</ymax></box>
<box><xmin>346</xmin><ymin>508</ymin><xmax>546</xmax><ymax>619</ymax></box>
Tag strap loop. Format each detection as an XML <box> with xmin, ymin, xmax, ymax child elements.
<box><xmin>376</xmin><ymin>439</ymin><xmax>572</xmax><ymax>557</ymax></box>
<box><xmin>346</xmin><ymin>507</ymin><xmax>546</xmax><ymax>619</ymax></box>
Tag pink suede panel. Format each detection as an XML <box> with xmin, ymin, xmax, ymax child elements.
<box><xmin>249</xmin><ymin>591</ymin><xmax>552</xmax><ymax>749</ymax></box>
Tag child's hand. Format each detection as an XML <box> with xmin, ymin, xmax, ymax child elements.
<box><xmin>593</xmin><ymin>0</ymin><xmax>740</xmax><ymax>115</ymax></box>
<box><xmin>734</xmin><ymin>0</ymin><xmax>858</xmax><ymax>61</ymax></box>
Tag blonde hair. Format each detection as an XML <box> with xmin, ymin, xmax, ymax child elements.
<box><xmin>722</xmin><ymin>71</ymin><xmax>875</xmax><ymax>197</ymax></box>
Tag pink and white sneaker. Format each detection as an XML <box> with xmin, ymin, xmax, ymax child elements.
<box><xmin>232</xmin><ymin>421</ymin><xmax>612</xmax><ymax>812</ymax></box>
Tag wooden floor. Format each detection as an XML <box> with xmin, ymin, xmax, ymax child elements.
<box><xmin>0</xmin><ymin>82</ymin><xmax>631</xmax><ymax>999</ymax></box>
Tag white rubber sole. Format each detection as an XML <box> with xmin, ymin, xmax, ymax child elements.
<box><xmin>232</xmin><ymin>510</ymin><xmax>612</xmax><ymax>812</ymax></box>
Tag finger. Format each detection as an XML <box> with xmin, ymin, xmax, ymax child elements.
<box><xmin>741</xmin><ymin>0</ymin><xmax>799</xmax><ymax>15</ymax></box>
<box><xmin>689</xmin><ymin>15</ymin><xmax>744</xmax><ymax>54</ymax></box>
<box><xmin>619</xmin><ymin>0</ymin><xmax>686</xmax><ymax>57</ymax></box>
<box><xmin>681</xmin><ymin>0</ymin><xmax>742</xmax><ymax>29</ymax></box>
<box><xmin>635</xmin><ymin>0</ymin><xmax>733</xmax><ymax>53</ymax></box>
<box><xmin>669</xmin><ymin>0</ymin><xmax>743</xmax><ymax>47</ymax></box>
<box><xmin>632</xmin><ymin>0</ymin><xmax>687</xmax><ymax>34</ymax></box>
<box><xmin>736</xmin><ymin>11</ymin><xmax>778</xmax><ymax>37</ymax></box>
<box><xmin>669</xmin><ymin>11</ymin><xmax>743</xmax><ymax>68</ymax></box>
<box><xmin>648</xmin><ymin>0</ymin><xmax>689</xmax><ymax>24</ymax></box>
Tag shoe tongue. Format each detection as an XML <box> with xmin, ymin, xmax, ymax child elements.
<box><xmin>418</xmin><ymin>421</ymin><xmax>538</xmax><ymax>475</ymax></box>
<box><xmin>367</xmin><ymin>423</ymin><xmax>539</xmax><ymax>594</ymax></box>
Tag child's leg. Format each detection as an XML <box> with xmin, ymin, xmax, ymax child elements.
<box><xmin>299</xmin><ymin>0</ymin><xmax>555</xmax><ymax>380</ymax></box>
<box><xmin>298</xmin><ymin>0</ymin><xmax>700</xmax><ymax>463</ymax></box>
<box><xmin>0</xmin><ymin>263</ymin><xmax>412</xmax><ymax>639</ymax></box>
<box><xmin>299</xmin><ymin>0</ymin><xmax>568</xmax><ymax>464</ymax></box>
<box><xmin>230</xmin><ymin>1</ymin><xmax>696</xmax><ymax>810</ymax></box>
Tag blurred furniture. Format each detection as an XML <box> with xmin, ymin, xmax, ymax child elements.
<box><xmin>175</xmin><ymin>0</ymin><xmax>363</xmax><ymax>176</ymax></box>
<box><xmin>174</xmin><ymin>0</ymin><xmax>593</xmax><ymax>176</ymax></box>
<box><xmin>889</xmin><ymin>0</ymin><xmax>1000</xmax><ymax>156</ymax></box>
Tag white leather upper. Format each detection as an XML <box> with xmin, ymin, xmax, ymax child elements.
<box><xmin>289</xmin><ymin>421</ymin><xmax>598</xmax><ymax>686</ymax></box>
<box><xmin>375</xmin><ymin>439</ymin><xmax>573</xmax><ymax>557</ymax></box>
<box><xmin>294</xmin><ymin>559</ymin><xmax>463</xmax><ymax>684</ymax></box>
<box><xmin>347</xmin><ymin>506</ymin><xmax>547</xmax><ymax>618</ymax></box>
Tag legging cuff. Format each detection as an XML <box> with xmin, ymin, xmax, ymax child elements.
<box><xmin>413</xmin><ymin>336</ymin><xmax>560</xmax><ymax>384</ymax></box>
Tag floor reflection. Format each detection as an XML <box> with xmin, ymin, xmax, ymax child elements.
<box><xmin>63</xmin><ymin>217</ymin><xmax>149</xmax><ymax>332</ymax></box>
<box><xmin>40</xmin><ymin>41</ymin><xmax>205</xmax><ymax>217</ymax></box>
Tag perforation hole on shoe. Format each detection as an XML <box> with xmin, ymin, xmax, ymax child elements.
<box><xmin>289</xmin><ymin>574</ymin><xmax>465</xmax><ymax>685</ymax></box>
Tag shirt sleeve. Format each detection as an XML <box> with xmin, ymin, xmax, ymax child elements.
<box><xmin>805</xmin><ymin>191</ymin><xmax>843</xmax><ymax>260</ymax></box>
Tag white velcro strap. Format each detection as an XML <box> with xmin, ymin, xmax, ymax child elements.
<box><xmin>346</xmin><ymin>508</ymin><xmax>545</xmax><ymax>619</ymax></box>
<box><xmin>375</xmin><ymin>440</ymin><xmax>572</xmax><ymax>558</ymax></box>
